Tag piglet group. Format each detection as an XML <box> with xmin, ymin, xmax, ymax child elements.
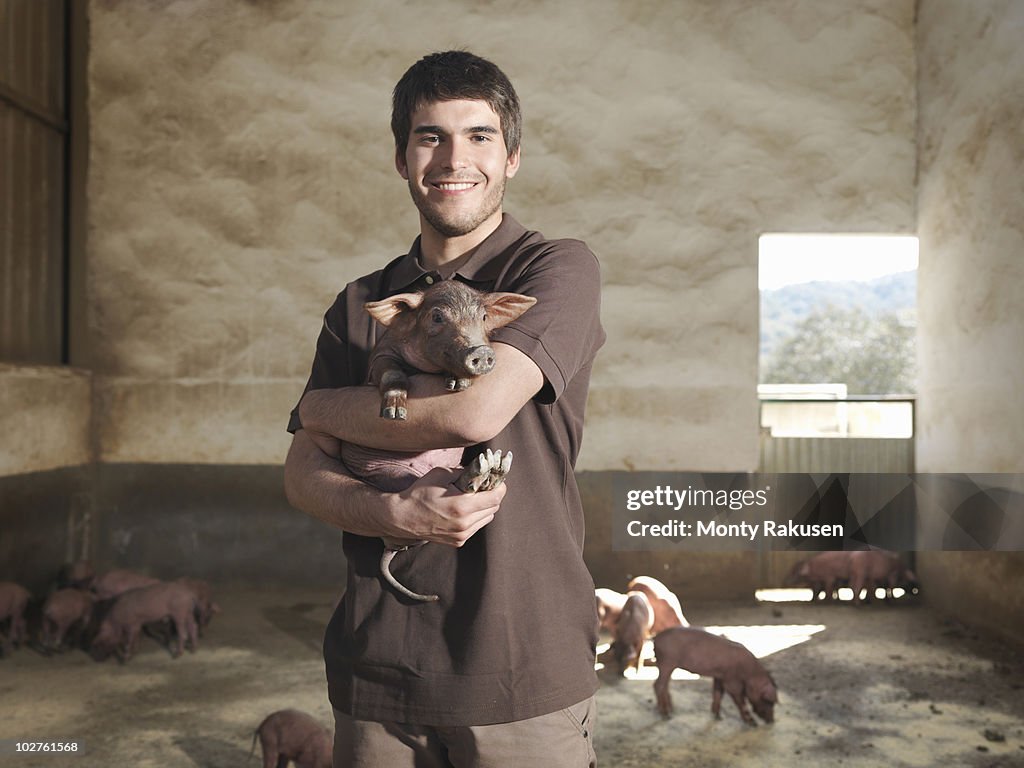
<box><xmin>0</xmin><ymin>562</ymin><xmax>220</xmax><ymax>662</ymax></box>
<box><xmin>785</xmin><ymin>549</ymin><xmax>919</xmax><ymax>604</ymax></box>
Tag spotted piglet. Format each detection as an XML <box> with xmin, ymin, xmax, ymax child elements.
<box><xmin>610</xmin><ymin>591</ymin><xmax>654</xmax><ymax>673</ymax></box>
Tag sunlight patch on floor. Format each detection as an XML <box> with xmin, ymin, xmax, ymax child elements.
<box><xmin>703</xmin><ymin>624</ymin><xmax>826</xmax><ymax>659</ymax></box>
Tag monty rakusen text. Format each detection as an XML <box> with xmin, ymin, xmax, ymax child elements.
<box><xmin>623</xmin><ymin>484</ymin><xmax>845</xmax><ymax>542</ymax></box>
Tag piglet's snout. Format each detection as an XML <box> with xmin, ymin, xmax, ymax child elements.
<box><xmin>464</xmin><ymin>345</ymin><xmax>496</xmax><ymax>376</ymax></box>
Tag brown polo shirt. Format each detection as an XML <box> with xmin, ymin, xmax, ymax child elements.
<box><xmin>288</xmin><ymin>214</ymin><xmax>605</xmax><ymax>726</ymax></box>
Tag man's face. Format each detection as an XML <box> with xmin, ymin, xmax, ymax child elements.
<box><xmin>397</xmin><ymin>99</ymin><xmax>520</xmax><ymax>239</ymax></box>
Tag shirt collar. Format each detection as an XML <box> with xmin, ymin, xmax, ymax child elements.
<box><xmin>385</xmin><ymin>214</ymin><xmax>528</xmax><ymax>292</ymax></box>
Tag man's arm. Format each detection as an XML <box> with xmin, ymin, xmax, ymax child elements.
<box><xmin>297</xmin><ymin>342</ymin><xmax>543</xmax><ymax>453</ymax></box>
<box><xmin>283</xmin><ymin>428</ymin><xmax>506</xmax><ymax>545</ymax></box>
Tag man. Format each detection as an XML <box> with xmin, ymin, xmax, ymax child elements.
<box><xmin>284</xmin><ymin>50</ymin><xmax>604</xmax><ymax>767</ymax></box>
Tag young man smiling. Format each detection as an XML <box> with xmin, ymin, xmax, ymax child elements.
<box><xmin>285</xmin><ymin>51</ymin><xmax>604</xmax><ymax>767</ymax></box>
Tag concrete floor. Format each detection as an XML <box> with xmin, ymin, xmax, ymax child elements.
<box><xmin>1</xmin><ymin>587</ymin><xmax>1022</xmax><ymax>767</ymax></box>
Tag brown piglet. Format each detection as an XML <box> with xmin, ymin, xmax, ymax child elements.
<box><xmin>90</xmin><ymin>581</ymin><xmax>198</xmax><ymax>662</ymax></box>
<box><xmin>91</xmin><ymin>569</ymin><xmax>161</xmax><ymax>601</ymax></box>
<box><xmin>783</xmin><ymin>551</ymin><xmax>854</xmax><ymax>601</ymax></box>
<box><xmin>175</xmin><ymin>577</ymin><xmax>220</xmax><ymax>634</ymax></box>
<box><xmin>41</xmin><ymin>588</ymin><xmax>96</xmax><ymax>651</ymax></box>
<box><xmin>338</xmin><ymin>280</ymin><xmax>536</xmax><ymax>603</ymax></box>
<box><xmin>653</xmin><ymin>626</ymin><xmax>778</xmax><ymax>726</ymax></box>
<box><xmin>848</xmin><ymin>549</ymin><xmax>919</xmax><ymax>603</ymax></box>
<box><xmin>251</xmin><ymin>709</ymin><xmax>332</xmax><ymax>768</ymax></box>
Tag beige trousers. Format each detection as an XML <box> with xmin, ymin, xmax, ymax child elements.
<box><xmin>332</xmin><ymin>696</ymin><xmax>597</xmax><ymax>768</ymax></box>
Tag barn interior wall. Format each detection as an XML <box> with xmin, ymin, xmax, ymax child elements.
<box><xmin>913</xmin><ymin>0</ymin><xmax>1024</xmax><ymax>642</ymax></box>
<box><xmin>0</xmin><ymin>365</ymin><xmax>93</xmax><ymax>592</ymax></box>
<box><xmin>1</xmin><ymin>1</ymin><xmax>1019</xmax><ymax>636</ymax></box>
<box><xmin>73</xmin><ymin>0</ymin><xmax>916</xmax><ymax>592</ymax></box>
<box><xmin>81</xmin><ymin>0</ymin><xmax>916</xmax><ymax>474</ymax></box>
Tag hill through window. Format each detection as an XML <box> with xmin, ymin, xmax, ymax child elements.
<box><xmin>758</xmin><ymin>234</ymin><xmax>919</xmax><ymax>438</ymax></box>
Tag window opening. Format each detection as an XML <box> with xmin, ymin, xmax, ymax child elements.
<box><xmin>758</xmin><ymin>234</ymin><xmax>918</xmax><ymax>439</ymax></box>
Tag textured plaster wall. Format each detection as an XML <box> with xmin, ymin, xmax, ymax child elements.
<box><xmin>85</xmin><ymin>0</ymin><xmax>916</xmax><ymax>470</ymax></box>
<box><xmin>0</xmin><ymin>365</ymin><xmax>92</xmax><ymax>476</ymax></box>
<box><xmin>915</xmin><ymin>0</ymin><xmax>1024</xmax><ymax>475</ymax></box>
<box><xmin>914</xmin><ymin>0</ymin><xmax>1024</xmax><ymax>642</ymax></box>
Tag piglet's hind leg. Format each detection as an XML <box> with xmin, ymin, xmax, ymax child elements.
<box><xmin>455</xmin><ymin>449</ymin><xmax>513</xmax><ymax>493</ymax></box>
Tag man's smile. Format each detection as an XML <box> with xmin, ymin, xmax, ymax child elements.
<box><xmin>430</xmin><ymin>180</ymin><xmax>480</xmax><ymax>193</ymax></box>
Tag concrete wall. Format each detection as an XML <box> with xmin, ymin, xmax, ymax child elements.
<box><xmin>914</xmin><ymin>0</ymin><xmax>1024</xmax><ymax>641</ymax></box>
<box><xmin>0</xmin><ymin>365</ymin><xmax>92</xmax><ymax>475</ymax></box>
<box><xmin>0</xmin><ymin>365</ymin><xmax>93</xmax><ymax>592</ymax></box>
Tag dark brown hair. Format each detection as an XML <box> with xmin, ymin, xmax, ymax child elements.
<box><xmin>391</xmin><ymin>51</ymin><xmax>521</xmax><ymax>157</ymax></box>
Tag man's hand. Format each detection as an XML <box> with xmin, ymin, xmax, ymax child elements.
<box><xmin>384</xmin><ymin>466</ymin><xmax>507</xmax><ymax>547</ymax></box>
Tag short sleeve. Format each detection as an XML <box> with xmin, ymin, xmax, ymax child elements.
<box><xmin>488</xmin><ymin>241</ymin><xmax>605</xmax><ymax>405</ymax></box>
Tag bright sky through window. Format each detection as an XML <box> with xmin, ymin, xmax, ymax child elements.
<box><xmin>759</xmin><ymin>234</ymin><xmax>919</xmax><ymax>290</ymax></box>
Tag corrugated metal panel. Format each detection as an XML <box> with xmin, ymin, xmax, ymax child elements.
<box><xmin>759</xmin><ymin>433</ymin><xmax>916</xmax><ymax>586</ymax></box>
<box><xmin>759</xmin><ymin>435</ymin><xmax>915</xmax><ymax>473</ymax></box>
<box><xmin>0</xmin><ymin>0</ymin><xmax>67</xmax><ymax>364</ymax></box>
<box><xmin>1</xmin><ymin>0</ymin><xmax>65</xmax><ymax>112</ymax></box>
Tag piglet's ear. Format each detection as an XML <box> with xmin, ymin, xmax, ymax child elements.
<box><xmin>364</xmin><ymin>292</ymin><xmax>424</xmax><ymax>326</ymax></box>
<box><xmin>484</xmin><ymin>293</ymin><xmax>537</xmax><ymax>331</ymax></box>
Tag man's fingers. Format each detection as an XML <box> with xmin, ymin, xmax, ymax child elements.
<box><xmin>449</xmin><ymin>513</ymin><xmax>496</xmax><ymax>547</ymax></box>
<box><xmin>440</xmin><ymin>490</ymin><xmax>503</xmax><ymax>544</ymax></box>
<box><xmin>395</xmin><ymin>468</ymin><xmax>506</xmax><ymax>547</ymax></box>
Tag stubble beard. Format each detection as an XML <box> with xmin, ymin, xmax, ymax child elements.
<box><xmin>409</xmin><ymin>174</ymin><xmax>508</xmax><ymax>238</ymax></box>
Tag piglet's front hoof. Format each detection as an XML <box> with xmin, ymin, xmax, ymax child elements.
<box><xmin>380</xmin><ymin>405</ymin><xmax>407</xmax><ymax>420</ymax></box>
<box><xmin>445</xmin><ymin>376</ymin><xmax>472</xmax><ymax>391</ymax></box>
<box><xmin>380</xmin><ymin>389</ymin><xmax>408</xmax><ymax>420</ymax></box>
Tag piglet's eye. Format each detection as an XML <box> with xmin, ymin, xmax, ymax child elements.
<box><xmin>432</xmin><ymin>309</ymin><xmax>444</xmax><ymax>324</ymax></box>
